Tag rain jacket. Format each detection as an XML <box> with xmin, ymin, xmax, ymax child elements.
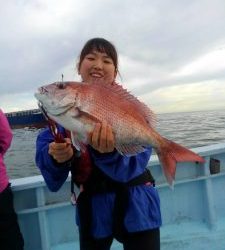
<box><xmin>36</xmin><ymin>126</ymin><xmax>162</xmax><ymax>238</ymax></box>
<box><xmin>0</xmin><ymin>109</ymin><xmax>13</xmax><ymax>193</ymax></box>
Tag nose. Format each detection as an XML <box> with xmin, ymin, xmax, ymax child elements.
<box><xmin>93</xmin><ymin>59</ymin><xmax>103</xmax><ymax>70</ymax></box>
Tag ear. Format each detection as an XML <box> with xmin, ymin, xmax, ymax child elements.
<box><xmin>114</xmin><ymin>68</ymin><xmax>118</xmax><ymax>78</ymax></box>
<box><xmin>76</xmin><ymin>62</ymin><xmax>80</xmax><ymax>75</ymax></box>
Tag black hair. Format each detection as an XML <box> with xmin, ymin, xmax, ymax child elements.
<box><xmin>77</xmin><ymin>38</ymin><xmax>118</xmax><ymax>72</ymax></box>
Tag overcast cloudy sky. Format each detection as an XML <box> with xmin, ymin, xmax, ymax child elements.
<box><xmin>1</xmin><ymin>0</ymin><xmax>225</xmax><ymax>114</ymax></box>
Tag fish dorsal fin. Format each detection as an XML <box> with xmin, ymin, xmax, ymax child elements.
<box><xmin>88</xmin><ymin>81</ymin><xmax>156</xmax><ymax>127</ymax></box>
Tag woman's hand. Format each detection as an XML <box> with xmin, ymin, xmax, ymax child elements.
<box><xmin>48</xmin><ymin>138</ymin><xmax>74</xmax><ymax>163</ymax></box>
<box><xmin>89</xmin><ymin>121</ymin><xmax>115</xmax><ymax>153</ymax></box>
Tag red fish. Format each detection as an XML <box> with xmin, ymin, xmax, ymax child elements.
<box><xmin>35</xmin><ymin>81</ymin><xmax>205</xmax><ymax>186</ymax></box>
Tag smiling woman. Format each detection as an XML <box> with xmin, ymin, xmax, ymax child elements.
<box><xmin>35</xmin><ymin>38</ymin><xmax>162</xmax><ymax>250</ymax></box>
<box><xmin>77</xmin><ymin>38</ymin><xmax>118</xmax><ymax>84</ymax></box>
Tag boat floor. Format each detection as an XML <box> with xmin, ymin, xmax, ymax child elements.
<box><xmin>51</xmin><ymin>218</ymin><xmax>225</xmax><ymax>250</ymax></box>
<box><xmin>52</xmin><ymin>240</ymin><xmax>121</xmax><ymax>250</ymax></box>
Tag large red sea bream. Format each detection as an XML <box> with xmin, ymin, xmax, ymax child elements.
<box><xmin>35</xmin><ymin>81</ymin><xmax>205</xmax><ymax>186</ymax></box>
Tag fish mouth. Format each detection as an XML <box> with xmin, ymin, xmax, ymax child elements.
<box><xmin>38</xmin><ymin>102</ymin><xmax>50</xmax><ymax>120</ymax></box>
<box><xmin>37</xmin><ymin>83</ymin><xmax>64</xmax><ymax>95</ymax></box>
<box><xmin>38</xmin><ymin>86</ymin><xmax>48</xmax><ymax>94</ymax></box>
<box><xmin>35</xmin><ymin>83</ymin><xmax>75</xmax><ymax>116</ymax></box>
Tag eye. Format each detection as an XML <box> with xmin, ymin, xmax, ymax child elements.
<box><xmin>103</xmin><ymin>56</ymin><xmax>113</xmax><ymax>64</ymax></box>
<box><xmin>86</xmin><ymin>56</ymin><xmax>95</xmax><ymax>61</ymax></box>
<box><xmin>104</xmin><ymin>59</ymin><xmax>112</xmax><ymax>64</ymax></box>
<box><xmin>57</xmin><ymin>83</ymin><xmax>66</xmax><ymax>89</ymax></box>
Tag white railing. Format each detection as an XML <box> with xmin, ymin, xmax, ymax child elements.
<box><xmin>11</xmin><ymin>143</ymin><xmax>225</xmax><ymax>250</ymax></box>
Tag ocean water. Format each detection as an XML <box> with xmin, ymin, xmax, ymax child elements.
<box><xmin>4</xmin><ymin>109</ymin><xmax>225</xmax><ymax>179</ymax></box>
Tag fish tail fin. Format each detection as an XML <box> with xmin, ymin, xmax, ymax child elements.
<box><xmin>156</xmin><ymin>138</ymin><xmax>205</xmax><ymax>187</ymax></box>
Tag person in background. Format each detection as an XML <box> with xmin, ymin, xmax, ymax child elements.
<box><xmin>0</xmin><ymin>109</ymin><xmax>24</xmax><ymax>250</ymax></box>
<box><xmin>36</xmin><ymin>38</ymin><xmax>161</xmax><ymax>250</ymax></box>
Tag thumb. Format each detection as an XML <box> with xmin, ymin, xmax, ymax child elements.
<box><xmin>64</xmin><ymin>138</ymin><xmax>72</xmax><ymax>145</ymax></box>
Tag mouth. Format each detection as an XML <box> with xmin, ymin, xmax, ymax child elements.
<box><xmin>90</xmin><ymin>72</ymin><xmax>104</xmax><ymax>78</ymax></box>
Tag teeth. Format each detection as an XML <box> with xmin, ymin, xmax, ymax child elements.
<box><xmin>91</xmin><ymin>73</ymin><xmax>103</xmax><ymax>78</ymax></box>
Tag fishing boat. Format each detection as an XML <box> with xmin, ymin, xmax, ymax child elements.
<box><xmin>11</xmin><ymin>143</ymin><xmax>225</xmax><ymax>250</ymax></box>
<box><xmin>5</xmin><ymin>109</ymin><xmax>47</xmax><ymax>129</ymax></box>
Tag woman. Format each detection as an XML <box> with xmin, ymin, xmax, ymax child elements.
<box><xmin>36</xmin><ymin>38</ymin><xmax>161</xmax><ymax>250</ymax></box>
<box><xmin>0</xmin><ymin>109</ymin><xmax>24</xmax><ymax>250</ymax></box>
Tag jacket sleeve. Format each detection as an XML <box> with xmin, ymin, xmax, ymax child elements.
<box><xmin>0</xmin><ymin>109</ymin><xmax>13</xmax><ymax>155</ymax></box>
<box><xmin>35</xmin><ymin>127</ymin><xmax>71</xmax><ymax>192</ymax></box>
<box><xmin>90</xmin><ymin>147</ymin><xmax>152</xmax><ymax>182</ymax></box>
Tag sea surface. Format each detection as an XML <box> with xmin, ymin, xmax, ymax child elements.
<box><xmin>5</xmin><ymin>109</ymin><xmax>225</xmax><ymax>179</ymax></box>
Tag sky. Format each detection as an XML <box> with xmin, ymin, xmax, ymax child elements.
<box><xmin>0</xmin><ymin>0</ymin><xmax>225</xmax><ymax>114</ymax></box>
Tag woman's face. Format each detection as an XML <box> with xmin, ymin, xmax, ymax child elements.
<box><xmin>78</xmin><ymin>50</ymin><xmax>117</xmax><ymax>84</ymax></box>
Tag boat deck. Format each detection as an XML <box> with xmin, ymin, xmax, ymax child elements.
<box><xmin>52</xmin><ymin>241</ymin><xmax>121</xmax><ymax>250</ymax></box>
<box><xmin>11</xmin><ymin>143</ymin><xmax>225</xmax><ymax>250</ymax></box>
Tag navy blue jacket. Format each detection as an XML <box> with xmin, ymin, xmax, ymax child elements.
<box><xmin>35</xmin><ymin>126</ymin><xmax>162</xmax><ymax>238</ymax></box>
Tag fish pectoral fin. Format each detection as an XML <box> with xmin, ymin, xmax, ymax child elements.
<box><xmin>71</xmin><ymin>131</ymin><xmax>87</xmax><ymax>152</ymax></box>
<box><xmin>71</xmin><ymin>107</ymin><xmax>81</xmax><ymax>118</ymax></box>
<box><xmin>79</xmin><ymin>110</ymin><xmax>101</xmax><ymax>123</ymax></box>
<box><xmin>116</xmin><ymin>145</ymin><xmax>146</xmax><ymax>156</ymax></box>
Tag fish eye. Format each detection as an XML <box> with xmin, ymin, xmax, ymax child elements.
<box><xmin>57</xmin><ymin>83</ymin><xmax>66</xmax><ymax>89</ymax></box>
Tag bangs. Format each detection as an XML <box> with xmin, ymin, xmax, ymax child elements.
<box><xmin>86</xmin><ymin>41</ymin><xmax>113</xmax><ymax>58</ymax></box>
<box><xmin>78</xmin><ymin>38</ymin><xmax>118</xmax><ymax>69</ymax></box>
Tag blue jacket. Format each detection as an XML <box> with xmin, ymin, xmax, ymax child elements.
<box><xmin>36</xmin><ymin>126</ymin><xmax>162</xmax><ymax>238</ymax></box>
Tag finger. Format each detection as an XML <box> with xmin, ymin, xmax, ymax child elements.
<box><xmin>49</xmin><ymin>141</ymin><xmax>73</xmax><ymax>159</ymax></box>
<box><xmin>53</xmin><ymin>142</ymin><xmax>69</xmax><ymax>150</ymax></box>
<box><xmin>91</xmin><ymin>123</ymin><xmax>101</xmax><ymax>149</ymax></box>
<box><xmin>48</xmin><ymin>142</ymin><xmax>56</xmax><ymax>156</ymax></box>
<box><xmin>52</xmin><ymin>146</ymin><xmax>74</xmax><ymax>163</ymax></box>
<box><xmin>55</xmin><ymin>143</ymin><xmax>73</xmax><ymax>157</ymax></box>
<box><xmin>49</xmin><ymin>143</ymin><xmax>66</xmax><ymax>153</ymax></box>
<box><xmin>57</xmin><ymin>151</ymin><xmax>72</xmax><ymax>162</ymax></box>
<box><xmin>64</xmin><ymin>138</ymin><xmax>72</xmax><ymax>145</ymax></box>
<box><xmin>99</xmin><ymin>121</ymin><xmax>107</xmax><ymax>150</ymax></box>
<box><xmin>54</xmin><ymin>155</ymin><xmax>68</xmax><ymax>163</ymax></box>
<box><xmin>106</xmin><ymin>124</ymin><xmax>115</xmax><ymax>152</ymax></box>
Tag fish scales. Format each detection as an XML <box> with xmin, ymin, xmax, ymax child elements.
<box><xmin>69</xmin><ymin>82</ymin><xmax>153</xmax><ymax>147</ymax></box>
